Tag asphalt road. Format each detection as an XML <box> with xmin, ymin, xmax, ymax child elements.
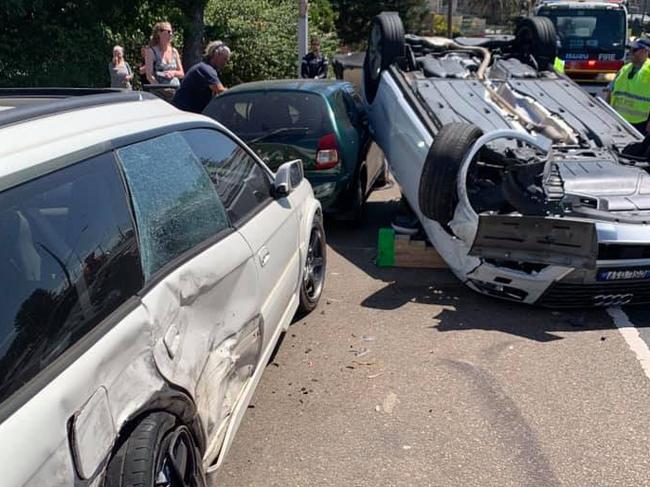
<box><xmin>218</xmin><ymin>183</ymin><xmax>650</xmax><ymax>487</ymax></box>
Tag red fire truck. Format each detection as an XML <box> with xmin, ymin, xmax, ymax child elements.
<box><xmin>534</xmin><ymin>0</ymin><xmax>628</xmax><ymax>93</ymax></box>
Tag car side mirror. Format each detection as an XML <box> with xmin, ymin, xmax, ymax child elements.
<box><xmin>274</xmin><ymin>159</ymin><xmax>304</xmax><ymax>198</ymax></box>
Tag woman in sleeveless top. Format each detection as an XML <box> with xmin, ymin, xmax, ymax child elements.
<box><xmin>145</xmin><ymin>21</ymin><xmax>184</xmax><ymax>88</ymax></box>
<box><xmin>108</xmin><ymin>45</ymin><xmax>133</xmax><ymax>90</ymax></box>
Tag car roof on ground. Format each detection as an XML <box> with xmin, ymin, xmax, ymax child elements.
<box><xmin>224</xmin><ymin>79</ymin><xmax>352</xmax><ymax>96</ymax></box>
<box><xmin>0</xmin><ymin>91</ymin><xmax>219</xmax><ymax>190</ymax></box>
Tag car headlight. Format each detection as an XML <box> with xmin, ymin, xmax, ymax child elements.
<box><xmin>596</xmin><ymin>72</ymin><xmax>617</xmax><ymax>82</ymax></box>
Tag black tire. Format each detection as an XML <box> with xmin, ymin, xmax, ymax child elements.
<box><xmin>515</xmin><ymin>17</ymin><xmax>558</xmax><ymax>70</ymax></box>
<box><xmin>105</xmin><ymin>412</ymin><xmax>203</xmax><ymax>487</ymax></box>
<box><xmin>363</xmin><ymin>12</ymin><xmax>405</xmax><ymax>103</ymax></box>
<box><xmin>349</xmin><ymin>175</ymin><xmax>366</xmax><ymax>226</ymax></box>
<box><xmin>298</xmin><ymin>213</ymin><xmax>326</xmax><ymax>314</ymax></box>
<box><xmin>418</xmin><ymin>123</ymin><xmax>483</xmax><ymax>227</ymax></box>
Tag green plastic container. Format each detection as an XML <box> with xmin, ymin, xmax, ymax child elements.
<box><xmin>376</xmin><ymin>227</ymin><xmax>395</xmax><ymax>267</ymax></box>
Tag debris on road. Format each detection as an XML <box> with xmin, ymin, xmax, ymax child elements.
<box><xmin>351</xmin><ymin>348</ymin><xmax>370</xmax><ymax>358</ymax></box>
<box><xmin>381</xmin><ymin>391</ymin><xmax>399</xmax><ymax>414</ymax></box>
<box><xmin>352</xmin><ymin>360</ymin><xmax>376</xmax><ymax>367</ymax></box>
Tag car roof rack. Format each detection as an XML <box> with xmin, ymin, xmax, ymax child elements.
<box><xmin>0</xmin><ymin>90</ymin><xmax>158</xmax><ymax>130</ymax></box>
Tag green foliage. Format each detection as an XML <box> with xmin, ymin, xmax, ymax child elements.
<box><xmin>205</xmin><ymin>0</ymin><xmax>296</xmax><ymax>84</ymax></box>
<box><xmin>0</xmin><ymin>0</ymin><xmax>184</xmax><ymax>87</ymax></box>
<box><xmin>466</xmin><ymin>0</ymin><xmax>526</xmax><ymax>24</ymax></box>
<box><xmin>310</xmin><ymin>0</ymin><xmax>338</xmax><ymax>33</ymax></box>
<box><xmin>330</xmin><ymin>0</ymin><xmax>430</xmax><ymax>48</ymax></box>
<box><xmin>0</xmin><ymin>0</ymin><xmax>341</xmax><ymax>88</ymax></box>
<box><xmin>205</xmin><ymin>0</ymin><xmax>340</xmax><ymax>85</ymax></box>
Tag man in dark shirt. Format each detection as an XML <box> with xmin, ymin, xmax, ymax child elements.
<box><xmin>301</xmin><ymin>36</ymin><xmax>328</xmax><ymax>79</ymax></box>
<box><xmin>173</xmin><ymin>41</ymin><xmax>230</xmax><ymax>113</ymax></box>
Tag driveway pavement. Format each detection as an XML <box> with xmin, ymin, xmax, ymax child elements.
<box><xmin>217</xmin><ymin>183</ymin><xmax>650</xmax><ymax>487</ymax></box>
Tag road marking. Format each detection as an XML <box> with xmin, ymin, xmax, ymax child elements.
<box><xmin>607</xmin><ymin>307</ymin><xmax>650</xmax><ymax>380</ymax></box>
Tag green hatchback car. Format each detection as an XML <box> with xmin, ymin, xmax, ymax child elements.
<box><xmin>203</xmin><ymin>79</ymin><xmax>385</xmax><ymax>220</ymax></box>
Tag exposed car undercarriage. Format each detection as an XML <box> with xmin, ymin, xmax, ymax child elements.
<box><xmin>364</xmin><ymin>12</ymin><xmax>650</xmax><ymax>307</ymax></box>
<box><xmin>406</xmin><ymin>37</ymin><xmax>650</xmax><ymax>223</ymax></box>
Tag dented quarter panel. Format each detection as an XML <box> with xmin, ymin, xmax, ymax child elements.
<box><xmin>198</xmin><ymin>315</ymin><xmax>263</xmax><ymax>462</ymax></box>
<box><xmin>144</xmin><ymin>231</ymin><xmax>260</xmax><ymax>459</ymax></box>
<box><xmin>0</xmin><ymin>304</ymin><xmax>162</xmax><ymax>486</ymax></box>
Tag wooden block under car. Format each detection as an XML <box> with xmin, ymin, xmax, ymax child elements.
<box><xmin>394</xmin><ymin>234</ymin><xmax>448</xmax><ymax>268</ymax></box>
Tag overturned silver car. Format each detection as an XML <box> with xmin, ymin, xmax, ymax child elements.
<box><xmin>364</xmin><ymin>12</ymin><xmax>650</xmax><ymax>307</ymax></box>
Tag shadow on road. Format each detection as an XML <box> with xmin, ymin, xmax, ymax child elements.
<box><xmin>325</xmin><ymin>187</ymin><xmax>465</xmax><ymax>309</ymax></box>
<box><xmin>325</xmin><ymin>186</ymin><xmax>648</xmax><ymax>343</ymax></box>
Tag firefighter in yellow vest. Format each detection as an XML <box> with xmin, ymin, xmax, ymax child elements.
<box><xmin>608</xmin><ymin>38</ymin><xmax>650</xmax><ymax>135</ymax></box>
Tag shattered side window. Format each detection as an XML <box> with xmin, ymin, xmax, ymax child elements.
<box><xmin>116</xmin><ymin>132</ymin><xmax>230</xmax><ymax>280</ymax></box>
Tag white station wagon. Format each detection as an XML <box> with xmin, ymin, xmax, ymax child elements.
<box><xmin>0</xmin><ymin>90</ymin><xmax>326</xmax><ymax>486</ymax></box>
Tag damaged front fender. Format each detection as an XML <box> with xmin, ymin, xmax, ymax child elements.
<box><xmin>456</xmin><ymin>129</ymin><xmax>553</xmax><ymax>232</ymax></box>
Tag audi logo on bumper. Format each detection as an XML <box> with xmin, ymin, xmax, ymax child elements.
<box><xmin>593</xmin><ymin>294</ymin><xmax>634</xmax><ymax>307</ymax></box>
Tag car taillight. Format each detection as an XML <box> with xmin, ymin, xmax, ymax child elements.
<box><xmin>315</xmin><ymin>133</ymin><xmax>339</xmax><ymax>170</ymax></box>
<box><xmin>566</xmin><ymin>60</ymin><xmax>624</xmax><ymax>73</ymax></box>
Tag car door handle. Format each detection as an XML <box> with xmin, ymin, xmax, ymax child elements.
<box><xmin>258</xmin><ymin>247</ymin><xmax>271</xmax><ymax>267</ymax></box>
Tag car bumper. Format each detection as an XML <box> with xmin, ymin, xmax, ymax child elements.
<box><xmin>309</xmin><ymin>174</ymin><xmax>354</xmax><ymax>215</ymax></box>
<box><xmin>462</xmin><ymin>221</ymin><xmax>650</xmax><ymax>308</ymax></box>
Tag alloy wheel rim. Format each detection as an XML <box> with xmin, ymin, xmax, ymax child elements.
<box><xmin>155</xmin><ymin>427</ymin><xmax>199</xmax><ymax>487</ymax></box>
<box><xmin>304</xmin><ymin>227</ymin><xmax>325</xmax><ymax>300</ymax></box>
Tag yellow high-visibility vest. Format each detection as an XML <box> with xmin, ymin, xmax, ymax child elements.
<box><xmin>611</xmin><ymin>59</ymin><xmax>650</xmax><ymax>124</ymax></box>
<box><xmin>553</xmin><ymin>57</ymin><xmax>565</xmax><ymax>74</ymax></box>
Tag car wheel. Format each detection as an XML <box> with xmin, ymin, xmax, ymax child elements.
<box><xmin>298</xmin><ymin>214</ymin><xmax>326</xmax><ymax>314</ymax></box>
<box><xmin>418</xmin><ymin>123</ymin><xmax>483</xmax><ymax>229</ymax></box>
<box><xmin>515</xmin><ymin>17</ymin><xmax>558</xmax><ymax>70</ymax></box>
<box><xmin>105</xmin><ymin>412</ymin><xmax>203</xmax><ymax>487</ymax></box>
<box><xmin>349</xmin><ymin>176</ymin><xmax>366</xmax><ymax>225</ymax></box>
<box><xmin>363</xmin><ymin>12</ymin><xmax>405</xmax><ymax>103</ymax></box>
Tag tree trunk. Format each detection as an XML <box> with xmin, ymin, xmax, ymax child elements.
<box><xmin>181</xmin><ymin>0</ymin><xmax>207</xmax><ymax>70</ymax></box>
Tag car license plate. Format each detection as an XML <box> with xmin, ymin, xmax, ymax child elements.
<box><xmin>597</xmin><ymin>268</ymin><xmax>650</xmax><ymax>281</ymax></box>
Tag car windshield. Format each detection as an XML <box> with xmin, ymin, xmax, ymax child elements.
<box><xmin>539</xmin><ymin>8</ymin><xmax>626</xmax><ymax>51</ymax></box>
<box><xmin>204</xmin><ymin>91</ymin><xmax>332</xmax><ymax>142</ymax></box>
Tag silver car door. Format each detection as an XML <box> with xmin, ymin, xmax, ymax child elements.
<box><xmin>182</xmin><ymin>128</ymin><xmax>301</xmax><ymax>353</ymax></box>
<box><xmin>116</xmin><ymin>132</ymin><xmax>262</xmax><ymax>458</ymax></box>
